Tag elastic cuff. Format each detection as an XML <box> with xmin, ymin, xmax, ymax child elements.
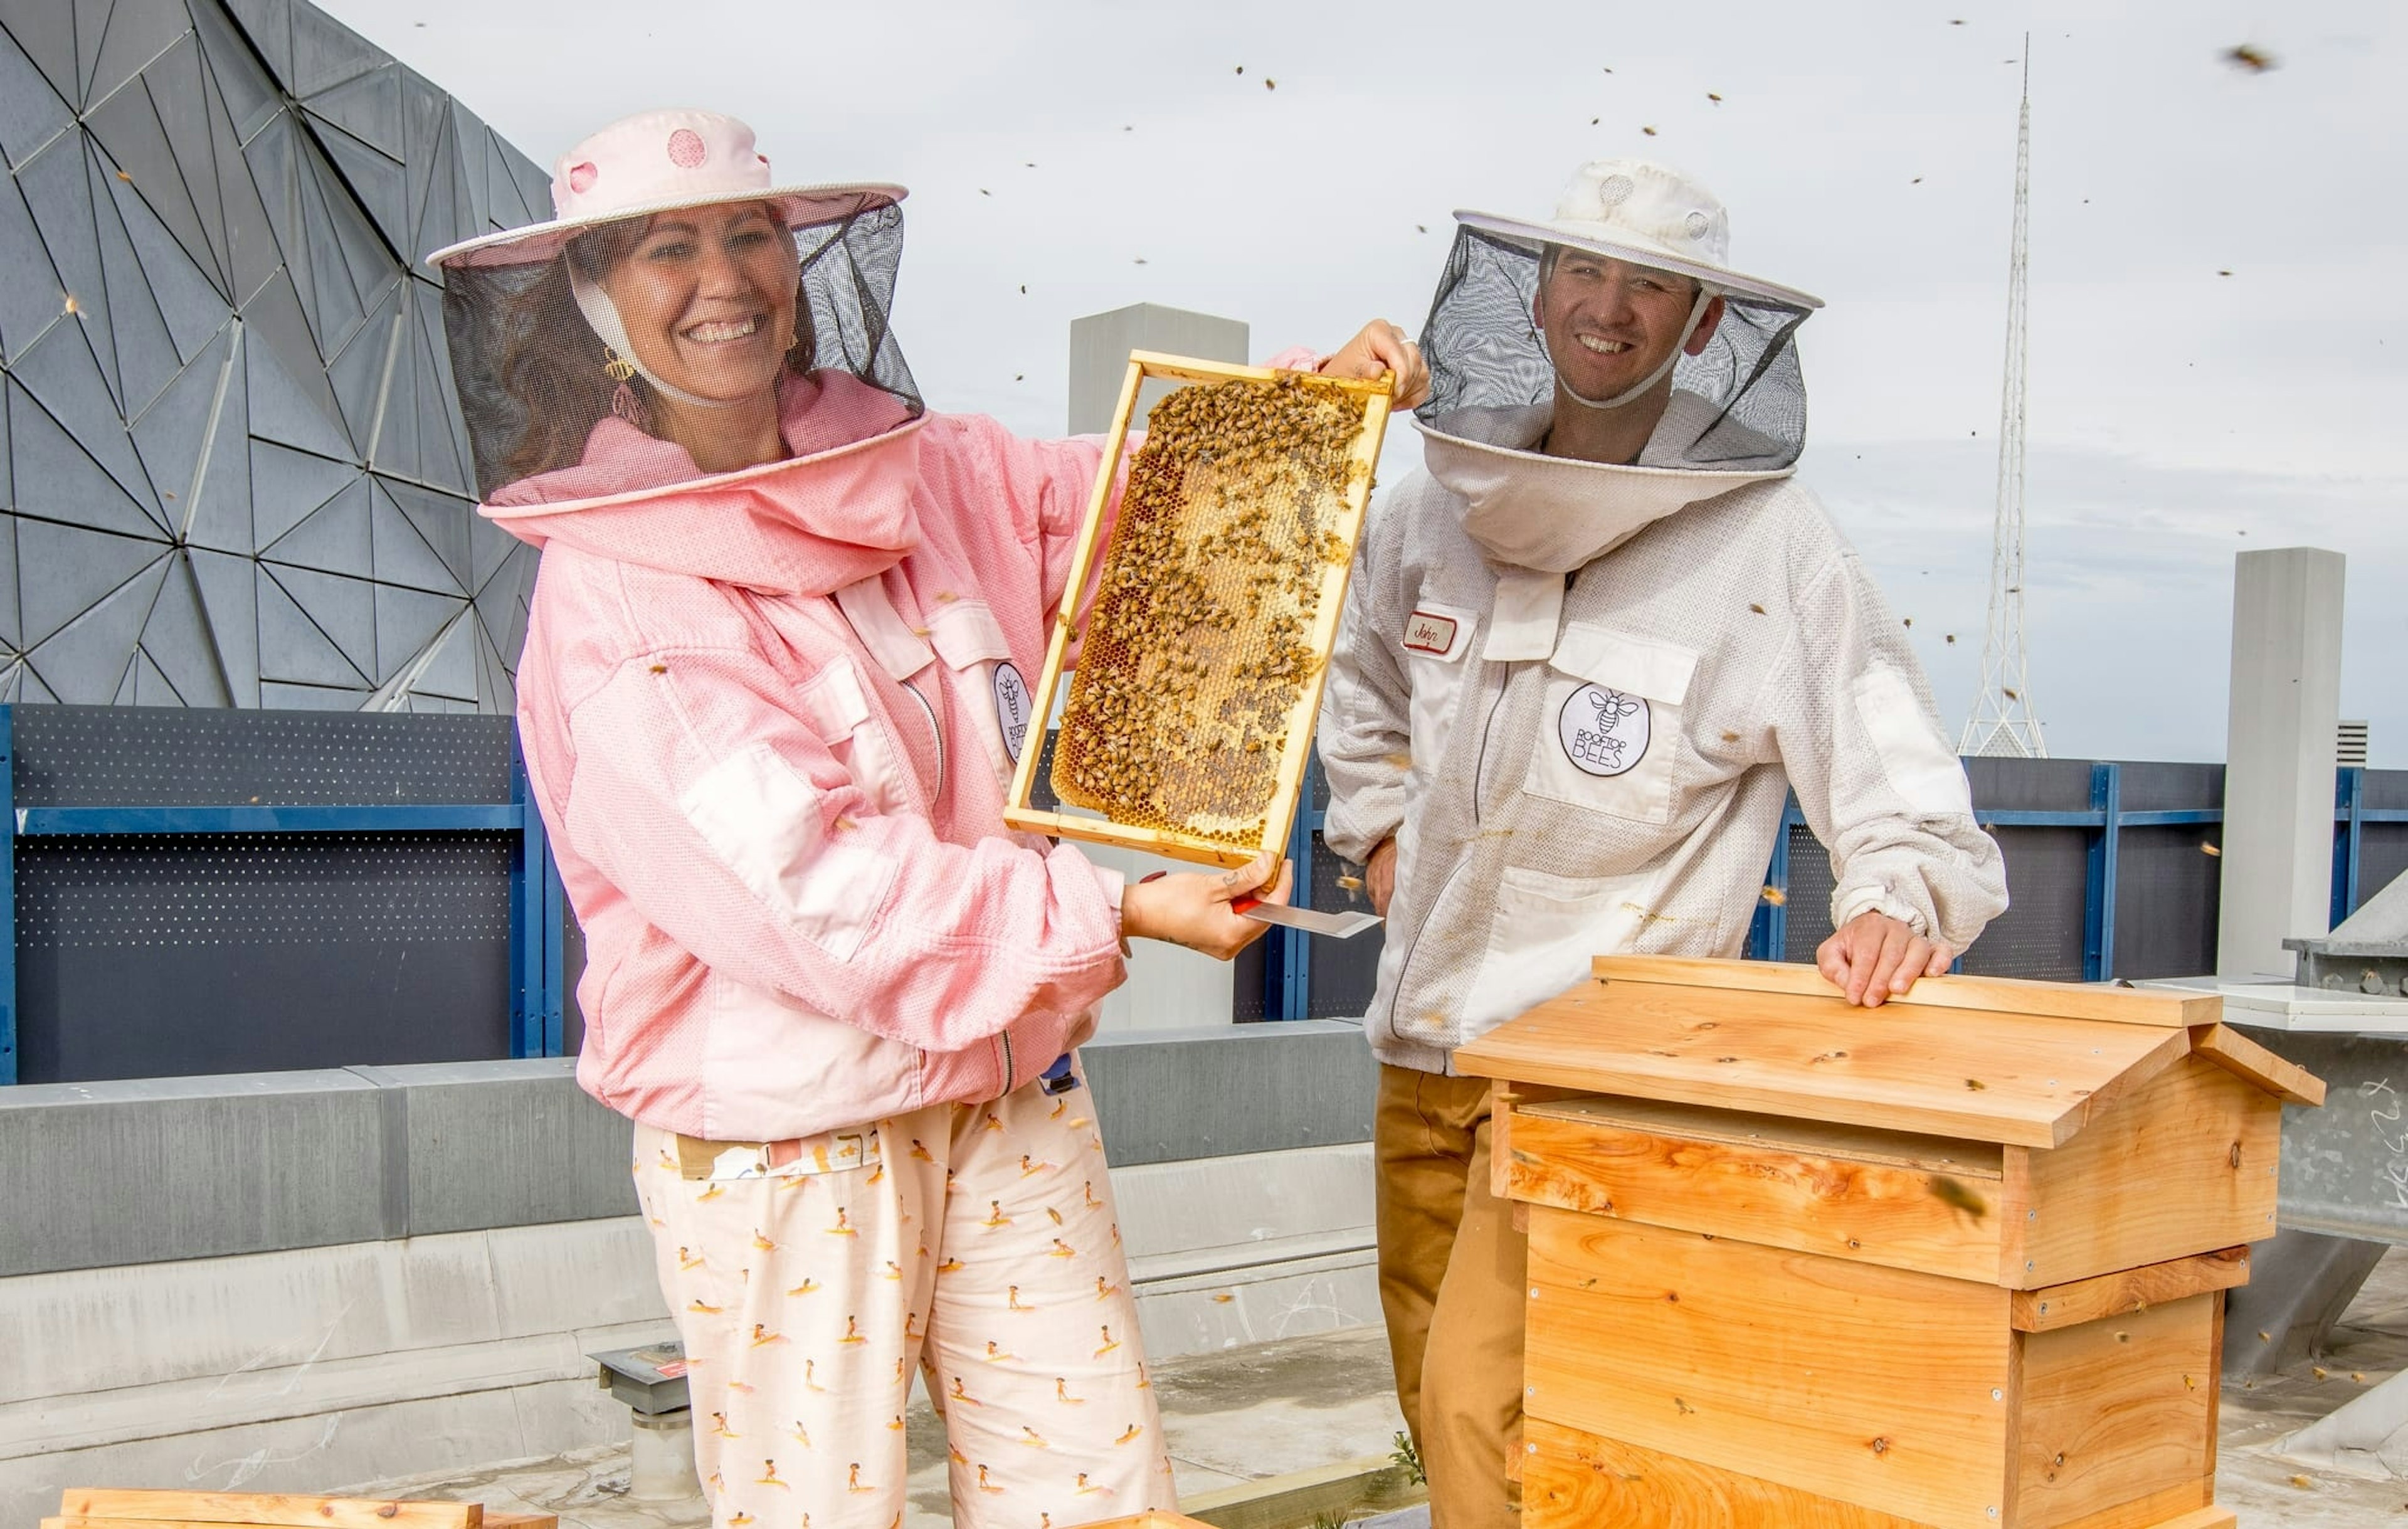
<box><xmin>1832</xmin><ymin>886</ymin><xmax>1930</xmax><ymax>938</ymax></box>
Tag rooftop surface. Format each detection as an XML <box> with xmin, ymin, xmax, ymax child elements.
<box><xmin>337</xmin><ymin>1252</ymin><xmax>2408</xmax><ymax>1528</ymax></box>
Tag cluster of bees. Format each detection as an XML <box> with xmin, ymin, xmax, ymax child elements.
<box><xmin>1054</xmin><ymin>373</ymin><xmax>1368</xmax><ymax>844</ymax></box>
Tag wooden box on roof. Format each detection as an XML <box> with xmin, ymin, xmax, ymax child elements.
<box><xmin>1455</xmin><ymin>955</ymin><xmax>2326</xmax><ymax>1529</ymax></box>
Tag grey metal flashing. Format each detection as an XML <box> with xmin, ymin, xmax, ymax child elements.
<box><xmin>0</xmin><ymin>1027</ymin><xmax>1381</xmax><ymax>1277</ymax></box>
<box><xmin>1081</xmin><ymin>1020</ymin><xmax>1377</xmax><ymax>1167</ymax></box>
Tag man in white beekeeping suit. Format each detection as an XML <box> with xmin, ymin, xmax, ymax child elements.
<box><xmin>1315</xmin><ymin>159</ymin><xmax>2012</xmax><ymax>1527</ymax></box>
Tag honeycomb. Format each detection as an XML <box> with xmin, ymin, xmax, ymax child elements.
<box><xmin>1052</xmin><ymin>372</ymin><xmax>1370</xmax><ymax>847</ymax></box>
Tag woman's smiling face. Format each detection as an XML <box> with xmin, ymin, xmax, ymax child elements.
<box><xmin>600</xmin><ymin>202</ymin><xmax>800</xmax><ymax>404</ymax></box>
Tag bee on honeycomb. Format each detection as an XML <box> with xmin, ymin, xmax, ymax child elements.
<box><xmin>1054</xmin><ymin>373</ymin><xmax>1369</xmax><ymax>846</ymax></box>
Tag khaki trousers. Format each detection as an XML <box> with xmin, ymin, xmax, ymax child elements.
<box><xmin>1375</xmin><ymin>1064</ymin><xmax>1526</xmax><ymax>1529</ymax></box>
<box><xmin>632</xmin><ymin>1074</ymin><xmax>1173</xmax><ymax>1529</ymax></box>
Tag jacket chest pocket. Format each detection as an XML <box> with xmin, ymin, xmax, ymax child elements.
<box><xmin>1523</xmin><ymin>623</ymin><xmax>1699</xmax><ymax>826</ymax></box>
<box><xmin>1397</xmin><ymin>602</ymin><xmax>1478</xmax><ymax>781</ymax></box>
<box><xmin>926</xmin><ymin>600</ymin><xmax>1028</xmax><ymax>799</ymax></box>
<box><xmin>795</xmin><ymin>657</ymin><xmax>914</xmax><ymax>816</ymax></box>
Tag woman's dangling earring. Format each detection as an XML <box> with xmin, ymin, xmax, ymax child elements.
<box><xmin>611</xmin><ymin>381</ymin><xmax>643</xmax><ymax>426</ymax></box>
<box><xmin>602</xmin><ymin>345</ymin><xmax>636</xmax><ymax>383</ymax></box>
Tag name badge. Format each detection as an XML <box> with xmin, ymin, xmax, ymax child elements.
<box><xmin>1403</xmin><ymin>608</ymin><xmax>1465</xmax><ymax>659</ymax></box>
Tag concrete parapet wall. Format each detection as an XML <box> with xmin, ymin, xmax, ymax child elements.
<box><xmin>1</xmin><ymin>1025</ymin><xmax>1379</xmax><ymax>1512</ymax></box>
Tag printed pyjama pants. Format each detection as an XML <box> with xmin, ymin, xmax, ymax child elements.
<box><xmin>632</xmin><ymin>1073</ymin><xmax>1175</xmax><ymax>1529</ymax></box>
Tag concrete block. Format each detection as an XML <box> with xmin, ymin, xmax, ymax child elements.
<box><xmin>1084</xmin><ymin>1022</ymin><xmax>1376</xmax><ymax>1167</ymax></box>
<box><xmin>0</xmin><ymin>1069</ymin><xmax>384</xmax><ymax>1278</ymax></box>
<box><xmin>2219</xmin><ymin>546</ymin><xmax>2347</xmax><ymax>977</ymax></box>
<box><xmin>1135</xmin><ymin>1254</ymin><xmax>1381</xmax><ymax>1362</ymax></box>
<box><xmin>1067</xmin><ymin>302</ymin><xmax>1251</xmax><ymax>435</ymax></box>
<box><xmin>486</xmin><ymin>1218</ymin><xmax>667</xmax><ymax>1340</ymax></box>
<box><xmin>364</xmin><ymin>1060</ymin><xmax>638</xmax><ymax>1234</ymax></box>
<box><xmin>1111</xmin><ymin>1143</ymin><xmax>1373</xmax><ymax>1264</ymax></box>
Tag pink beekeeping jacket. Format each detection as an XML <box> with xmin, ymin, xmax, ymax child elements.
<box><xmin>489</xmin><ymin>369</ymin><xmax>1165</xmax><ymax>1143</ymax></box>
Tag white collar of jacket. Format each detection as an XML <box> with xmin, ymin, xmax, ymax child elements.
<box><xmin>1415</xmin><ymin>397</ymin><xmax>1794</xmax><ymax>660</ymax></box>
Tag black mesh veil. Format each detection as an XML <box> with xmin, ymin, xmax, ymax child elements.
<box><xmin>439</xmin><ymin>201</ymin><xmax>922</xmax><ymax>504</ymax></box>
<box><xmin>1418</xmin><ymin>226</ymin><xmax>1812</xmax><ymax>470</ymax></box>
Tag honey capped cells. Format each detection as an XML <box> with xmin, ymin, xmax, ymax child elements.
<box><xmin>1052</xmin><ymin>373</ymin><xmax>1369</xmax><ymax>845</ymax></box>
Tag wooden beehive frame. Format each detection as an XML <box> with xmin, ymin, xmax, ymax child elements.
<box><xmin>1003</xmin><ymin>351</ymin><xmax>1393</xmax><ymax>869</ymax></box>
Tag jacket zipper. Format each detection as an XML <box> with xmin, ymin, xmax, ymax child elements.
<box><xmin>899</xmin><ymin>676</ymin><xmax>946</xmax><ymax>804</ymax></box>
<box><xmin>1381</xmin><ymin>673</ymin><xmax>1511</xmax><ymax>1041</ymax></box>
<box><xmin>998</xmin><ymin>1027</ymin><xmax>1015</xmax><ymax>1091</ymax></box>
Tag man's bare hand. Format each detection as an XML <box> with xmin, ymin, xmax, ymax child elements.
<box><xmin>1319</xmin><ymin>320</ymin><xmax>1430</xmax><ymax>410</ymax></box>
<box><xmin>1815</xmin><ymin>911</ymin><xmax>1952</xmax><ymax>1008</ymax></box>
<box><xmin>1366</xmin><ymin>837</ymin><xmax>1398</xmax><ymax>917</ymax></box>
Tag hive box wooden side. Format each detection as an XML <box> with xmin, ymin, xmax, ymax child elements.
<box><xmin>1524</xmin><ymin>1210</ymin><xmax>2015</xmax><ymax>1528</ymax></box>
<box><xmin>2012</xmin><ymin>1293</ymin><xmax>2221</xmax><ymax>1528</ymax></box>
<box><xmin>1500</xmin><ymin>1094</ymin><xmax>2009</xmax><ymax>1283</ymax></box>
<box><xmin>1999</xmin><ymin>1057</ymin><xmax>2283</xmax><ymax>1288</ymax></box>
<box><xmin>1523</xmin><ymin>1419</ymin><xmax>1939</xmax><ymax>1529</ymax></box>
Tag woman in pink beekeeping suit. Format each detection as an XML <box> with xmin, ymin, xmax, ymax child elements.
<box><xmin>429</xmin><ymin>110</ymin><xmax>1425</xmax><ymax>1529</ymax></box>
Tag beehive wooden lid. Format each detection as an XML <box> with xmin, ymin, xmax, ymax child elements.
<box><xmin>1454</xmin><ymin>956</ymin><xmax>2320</xmax><ymax>1148</ymax></box>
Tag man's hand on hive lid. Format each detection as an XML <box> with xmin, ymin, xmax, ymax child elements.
<box><xmin>1319</xmin><ymin>320</ymin><xmax>1430</xmax><ymax>410</ymax></box>
<box><xmin>1816</xmin><ymin>910</ymin><xmax>1953</xmax><ymax>1008</ymax></box>
<box><xmin>1122</xmin><ymin>854</ymin><xmax>1292</xmax><ymax>961</ymax></box>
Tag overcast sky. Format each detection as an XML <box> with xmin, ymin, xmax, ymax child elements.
<box><xmin>327</xmin><ymin>0</ymin><xmax>2407</xmax><ymax>767</ymax></box>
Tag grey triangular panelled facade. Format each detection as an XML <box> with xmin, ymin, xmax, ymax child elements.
<box><xmin>0</xmin><ymin>0</ymin><xmax>546</xmax><ymax>711</ymax></box>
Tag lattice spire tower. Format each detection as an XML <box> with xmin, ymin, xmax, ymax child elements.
<box><xmin>1961</xmin><ymin>48</ymin><xmax>2048</xmax><ymax>759</ymax></box>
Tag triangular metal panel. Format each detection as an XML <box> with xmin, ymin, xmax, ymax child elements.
<box><xmin>403</xmin><ymin>600</ymin><xmax>476</xmax><ymax>701</ymax></box>
<box><xmin>28</xmin><ymin>548</ymin><xmax>166</xmax><ymax>702</ymax></box>
<box><xmin>87</xmin><ymin>0</ymin><xmax>190</xmax><ymax>114</ymax></box>
<box><xmin>285</xmin><ymin>1</ymin><xmax>382</xmax><ymax>99</ymax></box>
<box><xmin>290</xmin><ymin>139</ymin><xmax>368</xmax><ymax>355</ymax></box>
<box><xmin>129</xmin><ymin>643</ymin><xmax>183</xmax><ymax>704</ymax></box>
<box><xmin>16</xmin><ymin>133</ymin><xmax>122</xmax><ymax>410</ymax></box>
<box><xmin>182</xmin><ymin>329</ymin><xmax>250</xmax><ymax>553</ymax></box>
<box><xmin>379</xmin><ymin>475</ymin><xmax>471</xmax><ymax>588</ymax></box>
<box><xmin>256</xmin><ymin>562</ymin><xmax>365</xmax><ymax>685</ymax></box>
<box><xmin>70</xmin><ymin>0</ymin><xmax>110</xmax><ymax>103</ymax></box>
<box><xmin>191</xmin><ymin>0</ymin><xmax>280</xmax><ymax>145</ymax></box>
<box><xmin>13</xmin><ymin>658</ymin><xmax>60</xmax><ymax>702</ymax></box>
<box><xmin>186</xmin><ymin>544</ymin><xmax>256</xmax><ymax>702</ymax></box>
<box><xmin>140</xmin><ymin>552</ymin><xmax>233</xmax><ymax>704</ymax></box>
<box><xmin>308</xmin><ymin>137</ymin><xmax>402</xmax><ymax>314</ymax></box>
<box><xmin>324</xmin><ymin>277</ymin><xmax>396</xmax><ymax>453</ymax></box>
<box><xmin>372</xmin><ymin>580</ymin><xmax>460</xmax><ymax>684</ymax></box>
<box><xmin>448</xmin><ymin>97</ymin><xmax>487</xmax><ymax>235</ymax></box>
<box><xmin>264</xmin><ymin>561</ymin><xmax>373</xmax><ymax>680</ymax></box>
<box><xmin>102</xmin><ymin>135</ymin><xmax>231</xmax><ymax>359</ymax></box>
<box><xmin>129</xmin><ymin>319</ymin><xmax>231</xmax><ymax>516</ymax></box>
<box><xmin>6</xmin><ymin>375</ymin><xmax>167</xmax><ymax>541</ymax></box>
<box><xmin>90</xmin><ymin>147</ymin><xmax>185</xmax><ymax>418</ymax></box>
<box><xmin>0</xmin><ymin>511</ymin><xmax>18</xmax><ymax>650</ymax></box>
<box><xmin>399</xmin><ymin>68</ymin><xmax>446</xmax><ymax>257</ymax></box>
<box><xmin>409</xmin><ymin>278</ymin><xmax>470</xmax><ymax>494</ymax></box>
<box><xmin>219</xmin><ymin>0</ymin><xmax>288</xmax><ymax>85</ymax></box>
<box><xmin>411</xmin><ymin>120</ymin><xmax>462</xmax><ymax>269</ymax></box>
<box><xmin>305</xmin><ymin>113</ymin><xmax>406</xmax><ymax>267</ymax></box>
<box><xmin>468</xmin><ymin>487</ymin><xmax>517</xmax><ymax>592</ymax></box>
<box><xmin>0</xmin><ymin>0</ymin><xmax>80</xmax><ymax>104</ymax></box>
<box><xmin>0</xmin><ymin>379</ymin><xmax>9</xmax><ymax>515</ymax></box>
<box><xmin>0</xmin><ymin>21</ymin><xmax>74</xmax><ymax>173</ymax></box>
<box><xmin>302</xmin><ymin>60</ymin><xmax>398</xmax><ymax>157</ymax></box>
<box><xmin>203</xmin><ymin>58</ymin><xmax>282</xmax><ymax>305</ymax></box>
<box><xmin>240</xmin><ymin>270</ymin><xmax>354</xmax><ymax>457</ymax></box>
<box><xmin>503</xmin><ymin>139</ymin><xmax>550</xmax><ymax>228</ymax></box>
<box><xmin>483</xmin><ymin>127</ymin><xmax>532</xmax><ymax>229</ymax></box>
<box><xmin>14</xmin><ymin>516</ymin><xmax>165</xmax><ymax>648</ymax></box>
<box><xmin>366</xmin><ymin>285</ymin><xmax>420</xmax><ymax>480</ymax></box>
<box><xmin>247</xmin><ymin>436</ymin><xmax>354</xmax><ymax>548</ymax></box>
<box><xmin>0</xmin><ymin>169</ymin><xmax>68</xmax><ymax>364</ymax></box>
<box><xmin>83</xmin><ymin>56</ymin><xmax>222</xmax><ymax>306</ymax></box>
<box><xmin>9</xmin><ymin>320</ymin><xmax>167</xmax><ymax>531</ymax></box>
<box><xmin>367</xmin><ymin>477</ymin><xmax>460</xmax><ymax>595</ymax></box>
<box><xmin>262</xmin><ymin>471</ymin><xmax>369</xmax><ymax>579</ymax></box>
<box><xmin>472</xmin><ymin>537</ymin><xmax>533</xmax><ymax>662</ymax></box>
<box><xmin>260</xmin><ymin>679</ymin><xmax>365</xmax><ymax>710</ymax></box>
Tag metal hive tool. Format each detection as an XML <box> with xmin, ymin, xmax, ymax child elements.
<box><xmin>1004</xmin><ymin>353</ymin><xmax>1391</xmax><ymax>869</ymax></box>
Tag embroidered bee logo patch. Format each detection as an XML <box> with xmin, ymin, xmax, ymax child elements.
<box><xmin>1559</xmin><ymin>684</ymin><xmax>1650</xmax><ymax>778</ymax></box>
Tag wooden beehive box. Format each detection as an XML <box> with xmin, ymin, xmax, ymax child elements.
<box><xmin>1003</xmin><ymin>351</ymin><xmax>1392</xmax><ymax>869</ymax></box>
<box><xmin>1455</xmin><ymin>956</ymin><xmax>2326</xmax><ymax>1529</ymax></box>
